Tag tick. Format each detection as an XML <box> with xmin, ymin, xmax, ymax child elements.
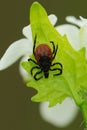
<box><xmin>28</xmin><ymin>36</ymin><xmax>63</xmax><ymax>80</ymax></box>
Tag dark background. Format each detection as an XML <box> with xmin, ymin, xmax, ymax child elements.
<box><xmin>0</xmin><ymin>0</ymin><xmax>87</xmax><ymax>130</ymax></box>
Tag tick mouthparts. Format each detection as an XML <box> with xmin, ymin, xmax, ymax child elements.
<box><xmin>44</xmin><ymin>72</ymin><xmax>49</xmax><ymax>78</ymax></box>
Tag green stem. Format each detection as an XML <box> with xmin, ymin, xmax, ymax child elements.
<box><xmin>80</xmin><ymin>100</ymin><xmax>87</xmax><ymax>128</ymax></box>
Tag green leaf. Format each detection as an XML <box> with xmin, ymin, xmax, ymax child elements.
<box><xmin>30</xmin><ymin>2</ymin><xmax>61</xmax><ymax>45</ymax></box>
<box><xmin>22</xmin><ymin>2</ymin><xmax>87</xmax><ymax>107</ymax></box>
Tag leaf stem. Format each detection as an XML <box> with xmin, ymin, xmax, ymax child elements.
<box><xmin>80</xmin><ymin>100</ymin><xmax>87</xmax><ymax>128</ymax></box>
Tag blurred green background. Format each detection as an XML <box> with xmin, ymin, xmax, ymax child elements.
<box><xmin>0</xmin><ymin>0</ymin><xmax>87</xmax><ymax>130</ymax></box>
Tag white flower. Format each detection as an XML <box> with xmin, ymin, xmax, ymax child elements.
<box><xmin>66</xmin><ymin>16</ymin><xmax>87</xmax><ymax>27</ymax></box>
<box><xmin>40</xmin><ymin>98</ymin><xmax>78</xmax><ymax>128</ymax></box>
<box><xmin>0</xmin><ymin>14</ymin><xmax>79</xmax><ymax>127</ymax></box>
<box><xmin>56</xmin><ymin>16</ymin><xmax>87</xmax><ymax>57</ymax></box>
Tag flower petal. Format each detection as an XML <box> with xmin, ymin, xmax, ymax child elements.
<box><xmin>79</xmin><ymin>24</ymin><xmax>87</xmax><ymax>58</ymax></box>
<box><xmin>48</xmin><ymin>14</ymin><xmax>58</xmax><ymax>25</ymax></box>
<box><xmin>22</xmin><ymin>14</ymin><xmax>57</xmax><ymax>39</ymax></box>
<box><xmin>39</xmin><ymin>98</ymin><xmax>79</xmax><ymax>128</ymax></box>
<box><xmin>56</xmin><ymin>24</ymin><xmax>80</xmax><ymax>50</ymax></box>
<box><xmin>79</xmin><ymin>16</ymin><xmax>87</xmax><ymax>25</ymax></box>
<box><xmin>22</xmin><ymin>25</ymin><xmax>33</xmax><ymax>40</ymax></box>
<box><xmin>19</xmin><ymin>55</ymin><xmax>31</xmax><ymax>81</ymax></box>
<box><xmin>66</xmin><ymin>16</ymin><xmax>84</xmax><ymax>27</ymax></box>
<box><xmin>0</xmin><ymin>39</ymin><xmax>32</xmax><ymax>70</ymax></box>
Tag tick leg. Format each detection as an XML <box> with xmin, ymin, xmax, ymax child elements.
<box><xmin>50</xmin><ymin>68</ymin><xmax>62</xmax><ymax>76</ymax></box>
<box><xmin>30</xmin><ymin>65</ymin><xmax>42</xmax><ymax>80</ymax></box>
<box><xmin>50</xmin><ymin>62</ymin><xmax>63</xmax><ymax>76</ymax></box>
<box><xmin>31</xmin><ymin>66</ymin><xmax>40</xmax><ymax>75</ymax></box>
<box><xmin>52</xmin><ymin>44</ymin><xmax>58</xmax><ymax>61</ymax></box>
<box><xmin>28</xmin><ymin>58</ymin><xmax>38</xmax><ymax>65</ymax></box>
<box><xmin>50</xmin><ymin>41</ymin><xmax>55</xmax><ymax>54</ymax></box>
<box><xmin>33</xmin><ymin>35</ymin><xmax>37</xmax><ymax>56</ymax></box>
<box><xmin>34</xmin><ymin>70</ymin><xmax>43</xmax><ymax>81</ymax></box>
<box><xmin>50</xmin><ymin>41</ymin><xmax>58</xmax><ymax>61</ymax></box>
<box><xmin>51</xmin><ymin>62</ymin><xmax>63</xmax><ymax>69</ymax></box>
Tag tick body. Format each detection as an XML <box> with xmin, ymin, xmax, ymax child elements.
<box><xmin>28</xmin><ymin>36</ymin><xmax>63</xmax><ymax>80</ymax></box>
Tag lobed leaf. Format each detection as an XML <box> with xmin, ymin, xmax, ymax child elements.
<box><xmin>22</xmin><ymin>2</ymin><xmax>87</xmax><ymax>107</ymax></box>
